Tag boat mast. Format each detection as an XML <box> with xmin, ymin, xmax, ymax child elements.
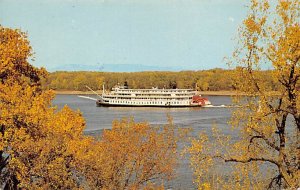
<box><xmin>85</xmin><ymin>85</ymin><xmax>102</xmax><ymax>99</ymax></box>
<box><xmin>102</xmin><ymin>83</ymin><xmax>105</xmax><ymax>96</ymax></box>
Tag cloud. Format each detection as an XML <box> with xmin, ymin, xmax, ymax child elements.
<box><xmin>228</xmin><ymin>17</ymin><xmax>235</xmax><ymax>22</ymax></box>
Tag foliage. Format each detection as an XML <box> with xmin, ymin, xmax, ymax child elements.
<box><xmin>72</xmin><ymin>118</ymin><xmax>181</xmax><ymax>189</ymax></box>
<box><xmin>0</xmin><ymin>25</ymin><xmax>182</xmax><ymax>189</ymax></box>
<box><xmin>45</xmin><ymin>69</ymin><xmax>280</xmax><ymax>92</ymax></box>
<box><xmin>189</xmin><ymin>0</ymin><xmax>300</xmax><ymax>189</ymax></box>
<box><xmin>0</xmin><ymin>25</ymin><xmax>86</xmax><ymax>189</ymax></box>
<box><xmin>45</xmin><ymin>69</ymin><xmax>239</xmax><ymax>91</ymax></box>
<box><xmin>0</xmin><ymin>27</ymin><xmax>47</xmax><ymax>85</ymax></box>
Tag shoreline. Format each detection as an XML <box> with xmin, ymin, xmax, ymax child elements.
<box><xmin>199</xmin><ymin>91</ymin><xmax>238</xmax><ymax>96</ymax></box>
<box><xmin>54</xmin><ymin>90</ymin><xmax>102</xmax><ymax>95</ymax></box>
<box><xmin>54</xmin><ymin>90</ymin><xmax>238</xmax><ymax>96</ymax></box>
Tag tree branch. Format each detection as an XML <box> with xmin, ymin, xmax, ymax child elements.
<box><xmin>248</xmin><ymin>135</ymin><xmax>280</xmax><ymax>152</ymax></box>
<box><xmin>224</xmin><ymin>157</ymin><xmax>279</xmax><ymax>167</ymax></box>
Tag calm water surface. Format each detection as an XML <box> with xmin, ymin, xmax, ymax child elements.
<box><xmin>53</xmin><ymin>95</ymin><xmax>234</xmax><ymax>190</ymax></box>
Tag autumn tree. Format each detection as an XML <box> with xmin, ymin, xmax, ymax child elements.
<box><xmin>72</xmin><ymin>118</ymin><xmax>184</xmax><ymax>189</ymax></box>
<box><xmin>189</xmin><ymin>0</ymin><xmax>299</xmax><ymax>189</ymax></box>
<box><xmin>47</xmin><ymin>70</ymin><xmax>239</xmax><ymax>92</ymax></box>
<box><xmin>0</xmin><ymin>25</ymin><xmax>91</xmax><ymax>189</ymax></box>
<box><xmin>0</xmin><ymin>26</ymin><xmax>47</xmax><ymax>188</ymax></box>
<box><xmin>0</xmin><ymin>25</ymin><xmax>183</xmax><ymax>189</ymax></box>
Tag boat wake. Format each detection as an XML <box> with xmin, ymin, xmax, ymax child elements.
<box><xmin>78</xmin><ymin>95</ymin><xmax>97</xmax><ymax>101</ymax></box>
<box><xmin>203</xmin><ymin>104</ymin><xmax>237</xmax><ymax>108</ymax></box>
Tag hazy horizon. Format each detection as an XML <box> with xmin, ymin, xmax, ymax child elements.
<box><xmin>1</xmin><ymin>0</ymin><xmax>248</xmax><ymax>72</ymax></box>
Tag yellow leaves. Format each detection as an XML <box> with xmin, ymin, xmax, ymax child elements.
<box><xmin>279</xmin><ymin>0</ymin><xmax>291</xmax><ymax>11</ymax></box>
<box><xmin>231</xmin><ymin>0</ymin><xmax>300</xmax><ymax>104</ymax></box>
<box><xmin>9</xmin><ymin>157</ymin><xmax>29</xmax><ymax>182</ymax></box>
<box><xmin>0</xmin><ymin>80</ymin><xmax>88</xmax><ymax>188</ymax></box>
<box><xmin>188</xmin><ymin>129</ymin><xmax>226</xmax><ymax>189</ymax></box>
<box><xmin>250</xmin><ymin>0</ymin><xmax>259</xmax><ymax>10</ymax></box>
<box><xmin>263</xmin><ymin>1</ymin><xmax>270</xmax><ymax>11</ymax></box>
<box><xmin>273</xmin><ymin>24</ymin><xmax>300</xmax><ymax>67</ymax></box>
<box><xmin>50</xmin><ymin>106</ymin><xmax>85</xmax><ymax>137</ymax></box>
<box><xmin>190</xmin><ymin>139</ymin><xmax>203</xmax><ymax>154</ymax></box>
<box><xmin>68</xmin><ymin>118</ymin><xmax>182</xmax><ymax>189</ymax></box>
<box><xmin>0</xmin><ymin>25</ymin><xmax>181</xmax><ymax>189</ymax></box>
<box><xmin>200</xmin><ymin>183</ymin><xmax>211</xmax><ymax>190</ymax></box>
<box><xmin>0</xmin><ymin>25</ymin><xmax>47</xmax><ymax>85</ymax></box>
<box><xmin>142</xmin><ymin>182</ymin><xmax>165</xmax><ymax>190</ymax></box>
<box><xmin>218</xmin><ymin>0</ymin><xmax>300</xmax><ymax>189</ymax></box>
<box><xmin>244</xmin><ymin>16</ymin><xmax>261</xmax><ymax>34</ymax></box>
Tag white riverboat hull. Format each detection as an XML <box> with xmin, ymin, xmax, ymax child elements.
<box><xmin>95</xmin><ymin>85</ymin><xmax>211</xmax><ymax>108</ymax></box>
<box><xmin>96</xmin><ymin>100</ymin><xmax>204</xmax><ymax>107</ymax></box>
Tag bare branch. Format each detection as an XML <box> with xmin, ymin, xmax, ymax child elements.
<box><xmin>247</xmin><ymin>125</ymin><xmax>281</xmax><ymax>153</ymax></box>
<box><xmin>248</xmin><ymin>135</ymin><xmax>280</xmax><ymax>152</ymax></box>
<box><xmin>224</xmin><ymin>157</ymin><xmax>279</xmax><ymax>167</ymax></box>
<box><xmin>267</xmin><ymin>174</ymin><xmax>283</xmax><ymax>190</ymax></box>
<box><xmin>212</xmin><ymin>154</ymin><xmax>279</xmax><ymax>168</ymax></box>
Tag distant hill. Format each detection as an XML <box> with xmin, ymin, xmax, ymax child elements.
<box><xmin>48</xmin><ymin>64</ymin><xmax>184</xmax><ymax>72</ymax></box>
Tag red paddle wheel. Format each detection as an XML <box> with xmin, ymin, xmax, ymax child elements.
<box><xmin>192</xmin><ymin>95</ymin><xmax>211</xmax><ymax>106</ymax></box>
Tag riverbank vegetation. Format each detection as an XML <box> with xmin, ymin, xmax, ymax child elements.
<box><xmin>45</xmin><ymin>69</ymin><xmax>279</xmax><ymax>92</ymax></box>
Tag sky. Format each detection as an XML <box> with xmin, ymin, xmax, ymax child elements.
<box><xmin>0</xmin><ymin>0</ymin><xmax>248</xmax><ymax>72</ymax></box>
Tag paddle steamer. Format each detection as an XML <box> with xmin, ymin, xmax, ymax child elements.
<box><xmin>96</xmin><ymin>83</ymin><xmax>211</xmax><ymax>107</ymax></box>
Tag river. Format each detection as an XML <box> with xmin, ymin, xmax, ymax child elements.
<box><xmin>53</xmin><ymin>95</ymin><xmax>234</xmax><ymax>189</ymax></box>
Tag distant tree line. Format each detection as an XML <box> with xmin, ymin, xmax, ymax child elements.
<box><xmin>44</xmin><ymin>69</ymin><xmax>279</xmax><ymax>91</ymax></box>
